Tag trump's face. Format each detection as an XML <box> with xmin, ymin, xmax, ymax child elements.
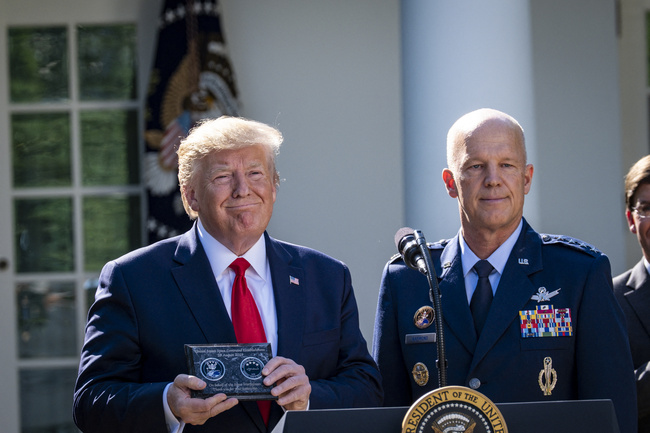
<box><xmin>184</xmin><ymin>144</ymin><xmax>276</xmax><ymax>255</ymax></box>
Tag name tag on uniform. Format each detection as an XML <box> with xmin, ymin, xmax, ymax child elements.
<box><xmin>405</xmin><ymin>333</ymin><xmax>436</xmax><ymax>344</ymax></box>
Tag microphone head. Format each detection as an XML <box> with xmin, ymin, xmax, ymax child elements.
<box><xmin>394</xmin><ymin>227</ymin><xmax>415</xmax><ymax>250</ymax></box>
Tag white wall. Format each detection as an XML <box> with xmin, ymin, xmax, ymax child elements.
<box><xmin>530</xmin><ymin>0</ymin><xmax>628</xmax><ymax>274</ymax></box>
<box><xmin>219</xmin><ymin>0</ymin><xmax>403</xmax><ymax>342</ymax></box>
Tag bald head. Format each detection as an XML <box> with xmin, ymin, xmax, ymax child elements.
<box><xmin>441</xmin><ymin>108</ymin><xmax>533</xmax><ymax>255</ymax></box>
<box><xmin>446</xmin><ymin>108</ymin><xmax>526</xmax><ymax>174</ymax></box>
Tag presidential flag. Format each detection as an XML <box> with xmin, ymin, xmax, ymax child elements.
<box><xmin>144</xmin><ymin>0</ymin><xmax>239</xmax><ymax>243</ymax></box>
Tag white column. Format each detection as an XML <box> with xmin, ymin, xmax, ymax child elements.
<box><xmin>401</xmin><ymin>0</ymin><xmax>538</xmax><ymax>241</ymax></box>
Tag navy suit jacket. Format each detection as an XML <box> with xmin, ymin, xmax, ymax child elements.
<box><xmin>373</xmin><ymin>219</ymin><xmax>636</xmax><ymax>433</ymax></box>
<box><xmin>614</xmin><ymin>260</ymin><xmax>650</xmax><ymax>431</ymax></box>
<box><xmin>74</xmin><ymin>226</ymin><xmax>382</xmax><ymax>433</ymax></box>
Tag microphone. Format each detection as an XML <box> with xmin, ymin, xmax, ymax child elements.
<box><xmin>394</xmin><ymin>227</ymin><xmax>427</xmax><ymax>274</ymax></box>
<box><xmin>395</xmin><ymin>227</ymin><xmax>448</xmax><ymax>386</ymax></box>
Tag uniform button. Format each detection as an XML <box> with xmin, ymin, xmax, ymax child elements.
<box><xmin>469</xmin><ymin>378</ymin><xmax>481</xmax><ymax>389</ymax></box>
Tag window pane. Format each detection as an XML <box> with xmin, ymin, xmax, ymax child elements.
<box><xmin>83</xmin><ymin>195</ymin><xmax>141</xmax><ymax>271</ymax></box>
<box><xmin>17</xmin><ymin>281</ymin><xmax>76</xmax><ymax>358</ymax></box>
<box><xmin>12</xmin><ymin>112</ymin><xmax>72</xmax><ymax>188</ymax></box>
<box><xmin>81</xmin><ymin>109</ymin><xmax>139</xmax><ymax>185</ymax></box>
<box><xmin>20</xmin><ymin>368</ymin><xmax>78</xmax><ymax>433</ymax></box>
<box><xmin>77</xmin><ymin>24</ymin><xmax>137</xmax><ymax>100</ymax></box>
<box><xmin>15</xmin><ymin>198</ymin><xmax>74</xmax><ymax>273</ymax></box>
<box><xmin>8</xmin><ymin>26</ymin><xmax>68</xmax><ymax>103</ymax></box>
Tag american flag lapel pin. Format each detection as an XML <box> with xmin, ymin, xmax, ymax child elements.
<box><xmin>290</xmin><ymin>275</ymin><xmax>300</xmax><ymax>286</ymax></box>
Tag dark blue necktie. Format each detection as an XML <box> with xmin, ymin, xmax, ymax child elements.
<box><xmin>470</xmin><ymin>260</ymin><xmax>494</xmax><ymax>336</ymax></box>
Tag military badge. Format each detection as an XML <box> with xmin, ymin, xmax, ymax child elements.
<box><xmin>413</xmin><ymin>306</ymin><xmax>435</xmax><ymax>329</ymax></box>
<box><xmin>520</xmin><ymin>305</ymin><xmax>573</xmax><ymax>338</ymax></box>
<box><xmin>412</xmin><ymin>362</ymin><xmax>429</xmax><ymax>386</ymax></box>
<box><xmin>538</xmin><ymin>357</ymin><xmax>557</xmax><ymax>396</ymax></box>
<box><xmin>531</xmin><ymin>286</ymin><xmax>561</xmax><ymax>302</ymax></box>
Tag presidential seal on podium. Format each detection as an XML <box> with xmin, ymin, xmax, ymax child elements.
<box><xmin>402</xmin><ymin>386</ymin><xmax>507</xmax><ymax>433</ymax></box>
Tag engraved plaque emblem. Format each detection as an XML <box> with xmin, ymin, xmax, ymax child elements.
<box><xmin>185</xmin><ymin>343</ymin><xmax>276</xmax><ymax>400</ymax></box>
<box><xmin>200</xmin><ymin>358</ymin><xmax>226</xmax><ymax>381</ymax></box>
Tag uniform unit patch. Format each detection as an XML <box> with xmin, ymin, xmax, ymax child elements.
<box><xmin>519</xmin><ymin>305</ymin><xmax>573</xmax><ymax>338</ymax></box>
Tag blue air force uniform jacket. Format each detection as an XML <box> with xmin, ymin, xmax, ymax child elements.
<box><xmin>373</xmin><ymin>219</ymin><xmax>636</xmax><ymax>433</ymax></box>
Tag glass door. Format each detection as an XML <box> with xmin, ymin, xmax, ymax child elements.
<box><xmin>0</xmin><ymin>0</ymin><xmax>159</xmax><ymax>430</ymax></box>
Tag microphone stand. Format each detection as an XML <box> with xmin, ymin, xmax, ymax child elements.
<box><xmin>413</xmin><ymin>230</ymin><xmax>447</xmax><ymax>387</ymax></box>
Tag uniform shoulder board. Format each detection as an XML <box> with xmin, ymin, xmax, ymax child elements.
<box><xmin>540</xmin><ymin>233</ymin><xmax>601</xmax><ymax>256</ymax></box>
<box><xmin>428</xmin><ymin>239</ymin><xmax>450</xmax><ymax>250</ymax></box>
<box><xmin>388</xmin><ymin>253</ymin><xmax>403</xmax><ymax>263</ymax></box>
<box><xmin>388</xmin><ymin>238</ymin><xmax>451</xmax><ymax>263</ymax></box>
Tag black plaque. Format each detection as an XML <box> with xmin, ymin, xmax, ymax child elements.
<box><xmin>185</xmin><ymin>343</ymin><xmax>276</xmax><ymax>400</ymax></box>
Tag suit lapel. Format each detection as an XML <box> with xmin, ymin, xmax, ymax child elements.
<box><xmin>625</xmin><ymin>260</ymin><xmax>650</xmax><ymax>336</ymax></box>
<box><xmin>260</xmin><ymin>233</ymin><xmax>304</xmax><ymax>432</ymax></box>
<box><xmin>439</xmin><ymin>237</ymin><xmax>478</xmax><ymax>353</ymax></box>
<box><xmin>265</xmin><ymin>233</ymin><xmax>305</xmax><ymax>361</ymax></box>
<box><xmin>171</xmin><ymin>226</ymin><xmax>237</xmax><ymax>344</ymax></box>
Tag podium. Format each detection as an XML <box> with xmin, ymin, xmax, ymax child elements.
<box><xmin>270</xmin><ymin>399</ymin><xmax>619</xmax><ymax>433</ymax></box>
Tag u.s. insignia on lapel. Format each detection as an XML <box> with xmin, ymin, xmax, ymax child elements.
<box><xmin>289</xmin><ymin>276</ymin><xmax>300</xmax><ymax>285</ymax></box>
<box><xmin>412</xmin><ymin>362</ymin><xmax>429</xmax><ymax>386</ymax></box>
<box><xmin>538</xmin><ymin>357</ymin><xmax>557</xmax><ymax>395</ymax></box>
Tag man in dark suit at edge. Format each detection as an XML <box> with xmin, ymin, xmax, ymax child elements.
<box><xmin>614</xmin><ymin>154</ymin><xmax>650</xmax><ymax>432</ymax></box>
<box><xmin>372</xmin><ymin>108</ymin><xmax>636</xmax><ymax>433</ymax></box>
<box><xmin>73</xmin><ymin>116</ymin><xmax>383</xmax><ymax>433</ymax></box>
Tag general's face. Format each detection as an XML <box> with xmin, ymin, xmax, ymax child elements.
<box><xmin>184</xmin><ymin>145</ymin><xmax>276</xmax><ymax>254</ymax></box>
<box><xmin>627</xmin><ymin>182</ymin><xmax>650</xmax><ymax>262</ymax></box>
<box><xmin>443</xmin><ymin>121</ymin><xmax>533</xmax><ymax>238</ymax></box>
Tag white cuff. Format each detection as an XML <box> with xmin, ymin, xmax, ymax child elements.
<box><xmin>163</xmin><ymin>383</ymin><xmax>186</xmax><ymax>433</ymax></box>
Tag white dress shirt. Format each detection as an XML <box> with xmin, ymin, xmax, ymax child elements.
<box><xmin>197</xmin><ymin>219</ymin><xmax>278</xmax><ymax>354</ymax></box>
<box><xmin>460</xmin><ymin>219</ymin><xmax>523</xmax><ymax>304</ymax></box>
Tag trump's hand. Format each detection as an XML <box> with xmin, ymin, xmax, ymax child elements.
<box><xmin>167</xmin><ymin>374</ymin><xmax>239</xmax><ymax>425</ymax></box>
<box><xmin>263</xmin><ymin>356</ymin><xmax>311</xmax><ymax>411</ymax></box>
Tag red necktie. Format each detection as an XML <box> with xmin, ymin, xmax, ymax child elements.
<box><xmin>229</xmin><ymin>258</ymin><xmax>271</xmax><ymax>425</ymax></box>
